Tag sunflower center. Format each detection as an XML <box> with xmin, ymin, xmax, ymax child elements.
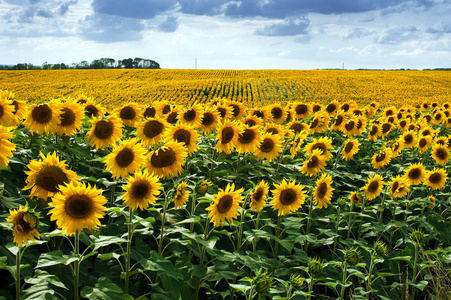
<box><xmin>307</xmin><ymin>156</ymin><xmax>319</xmax><ymax>168</ymax></box>
<box><xmin>375</xmin><ymin>152</ymin><xmax>386</xmax><ymax>162</ymax></box>
<box><xmin>368</xmin><ymin>181</ymin><xmax>380</xmax><ymax>193</ymax></box>
<box><xmin>312</xmin><ymin>143</ymin><xmax>326</xmax><ymax>154</ymax></box>
<box><xmin>435</xmin><ymin>114</ymin><xmax>442</xmax><ymax>121</ymax></box>
<box><xmin>404</xmin><ymin>134</ymin><xmax>413</xmax><ymax>145</ymax></box>
<box><xmin>17</xmin><ymin>212</ymin><xmax>32</xmax><ymax>232</ymax></box>
<box><xmin>0</xmin><ymin>105</ymin><xmax>4</xmax><ymax>118</ymax></box>
<box><xmin>245</xmin><ymin>119</ymin><xmax>256</xmax><ymax>127</ymax></box>
<box><xmin>289</xmin><ymin>123</ymin><xmax>304</xmax><ymax>134</ymax></box>
<box><xmin>419</xmin><ymin>138</ymin><xmax>427</xmax><ymax>148</ymax></box>
<box><xmin>151</xmin><ymin>148</ymin><xmax>176</xmax><ymax>168</ymax></box>
<box><xmin>184</xmin><ymin>109</ymin><xmax>196</xmax><ymax>121</ymax></box>
<box><xmin>279</xmin><ymin>189</ymin><xmax>297</xmax><ymax>205</ymax></box>
<box><xmin>60</xmin><ymin>107</ymin><xmax>76</xmax><ymax>127</ymax></box>
<box><xmin>166</xmin><ymin>111</ymin><xmax>178</xmax><ymax>124</ymax></box>
<box><xmin>341</xmin><ymin>103</ymin><xmax>350</xmax><ymax>112</ymax></box>
<box><xmin>202</xmin><ymin>113</ymin><xmax>214</xmax><ymax>126</ymax></box>
<box><xmin>435</xmin><ymin>148</ymin><xmax>447</xmax><ymax>160</ymax></box>
<box><xmin>334</xmin><ymin>115</ymin><xmax>344</xmax><ymax>126</ymax></box>
<box><xmin>399</xmin><ymin>120</ymin><xmax>407</xmax><ymax>128</ymax></box>
<box><xmin>162</xmin><ymin>104</ymin><xmax>171</xmax><ymax>115</ymax></box>
<box><xmin>238</xmin><ymin>129</ymin><xmax>255</xmax><ymax>144</ymax></box>
<box><xmin>221</xmin><ymin>127</ymin><xmax>234</xmax><ymax>144</ymax></box>
<box><xmin>85</xmin><ymin>105</ymin><xmax>98</xmax><ymax>118</ymax></box>
<box><xmin>266</xmin><ymin>127</ymin><xmax>279</xmax><ymax>135</ymax></box>
<box><xmin>344</xmin><ymin>142</ymin><xmax>354</xmax><ymax>153</ymax></box>
<box><xmin>94</xmin><ymin>120</ymin><xmax>114</xmax><ymax>140</ymax></box>
<box><xmin>174</xmin><ymin>129</ymin><xmax>191</xmax><ymax>146</ymax></box>
<box><xmin>313</xmin><ymin>105</ymin><xmax>321</xmax><ymax>113</ymax></box>
<box><xmin>382</xmin><ymin>123</ymin><xmax>391</xmax><ymax>134</ymax></box>
<box><xmin>217</xmin><ymin>195</ymin><xmax>233</xmax><ymax>213</ymax></box>
<box><xmin>144</xmin><ymin>107</ymin><xmax>156</xmax><ymax>118</ymax></box>
<box><xmin>356</xmin><ymin>120</ymin><xmax>363</xmax><ymax>129</ymax></box>
<box><xmin>77</xmin><ymin>99</ymin><xmax>87</xmax><ymax>105</ymax></box>
<box><xmin>296</xmin><ymin>104</ymin><xmax>307</xmax><ymax>115</ymax></box>
<box><xmin>310</xmin><ymin>118</ymin><xmax>319</xmax><ymax>129</ymax></box>
<box><xmin>231</xmin><ymin>104</ymin><xmax>240</xmax><ymax>117</ymax></box>
<box><xmin>260</xmin><ymin>138</ymin><xmax>274</xmax><ymax>153</ymax></box>
<box><xmin>317</xmin><ymin>182</ymin><xmax>328</xmax><ymax>199</ymax></box>
<box><xmin>132</xmin><ymin>181</ymin><xmax>150</xmax><ymax>199</ymax></box>
<box><xmin>391</xmin><ymin>181</ymin><xmax>399</xmax><ymax>194</ymax></box>
<box><xmin>369</xmin><ymin>125</ymin><xmax>378</xmax><ymax>136</ymax></box>
<box><xmin>115</xmin><ymin>147</ymin><xmax>135</xmax><ymax>168</ymax></box>
<box><xmin>271</xmin><ymin>107</ymin><xmax>283</xmax><ymax>119</ymax></box>
<box><xmin>429</xmin><ymin>173</ymin><xmax>442</xmax><ymax>184</ymax></box>
<box><xmin>253</xmin><ymin>189</ymin><xmax>264</xmax><ymax>202</ymax></box>
<box><xmin>12</xmin><ymin>100</ymin><xmax>19</xmax><ymax>114</ymax></box>
<box><xmin>408</xmin><ymin>168</ymin><xmax>421</xmax><ymax>180</ymax></box>
<box><xmin>326</xmin><ymin>103</ymin><xmax>336</xmax><ymax>113</ymax></box>
<box><xmin>345</xmin><ymin>120</ymin><xmax>355</xmax><ymax>131</ymax></box>
<box><xmin>144</xmin><ymin>120</ymin><xmax>164</xmax><ymax>138</ymax></box>
<box><xmin>217</xmin><ymin>107</ymin><xmax>226</xmax><ymax>118</ymax></box>
<box><xmin>393</xmin><ymin>143</ymin><xmax>400</xmax><ymax>152</ymax></box>
<box><xmin>252</xmin><ymin>110</ymin><xmax>264</xmax><ymax>119</ymax></box>
<box><xmin>32</xmin><ymin>104</ymin><xmax>52</xmax><ymax>124</ymax></box>
<box><xmin>36</xmin><ymin>165</ymin><xmax>69</xmax><ymax>193</ymax></box>
<box><xmin>65</xmin><ymin>195</ymin><xmax>92</xmax><ymax>219</ymax></box>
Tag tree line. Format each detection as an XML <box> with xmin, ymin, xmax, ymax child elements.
<box><xmin>0</xmin><ymin>57</ymin><xmax>160</xmax><ymax>70</ymax></box>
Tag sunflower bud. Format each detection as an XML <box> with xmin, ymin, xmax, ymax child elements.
<box><xmin>337</xmin><ymin>197</ymin><xmax>347</xmax><ymax>208</ymax></box>
<box><xmin>308</xmin><ymin>258</ymin><xmax>323</xmax><ymax>277</ymax></box>
<box><xmin>410</xmin><ymin>229</ymin><xmax>424</xmax><ymax>243</ymax></box>
<box><xmin>196</xmin><ymin>180</ymin><xmax>212</xmax><ymax>195</ymax></box>
<box><xmin>374</xmin><ymin>241</ymin><xmax>388</xmax><ymax>257</ymax></box>
<box><xmin>289</xmin><ymin>274</ymin><xmax>306</xmax><ymax>291</ymax></box>
<box><xmin>254</xmin><ymin>270</ymin><xmax>273</xmax><ymax>296</ymax></box>
<box><xmin>344</xmin><ymin>247</ymin><xmax>362</xmax><ymax>266</ymax></box>
<box><xmin>428</xmin><ymin>195</ymin><xmax>436</xmax><ymax>208</ymax></box>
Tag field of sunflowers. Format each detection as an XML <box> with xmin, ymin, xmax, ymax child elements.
<box><xmin>1</xmin><ymin>69</ymin><xmax>451</xmax><ymax>300</ymax></box>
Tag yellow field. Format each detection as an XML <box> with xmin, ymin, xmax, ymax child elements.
<box><xmin>1</xmin><ymin>69</ymin><xmax>450</xmax><ymax>109</ymax></box>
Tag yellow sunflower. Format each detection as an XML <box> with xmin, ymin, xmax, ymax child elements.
<box><xmin>172</xmin><ymin>181</ymin><xmax>191</xmax><ymax>209</ymax></box>
<box><xmin>290</xmin><ymin>131</ymin><xmax>308</xmax><ymax>158</ymax></box>
<box><xmin>180</xmin><ymin>103</ymin><xmax>203</xmax><ymax>127</ymax></box>
<box><xmin>304</xmin><ymin>136</ymin><xmax>334</xmax><ymax>162</ymax></box>
<box><xmin>146</xmin><ymin>141</ymin><xmax>188</xmax><ymax>179</ymax></box>
<box><xmin>115</xmin><ymin>103</ymin><xmax>143</xmax><ymax>128</ymax></box>
<box><xmin>391</xmin><ymin>140</ymin><xmax>404</xmax><ymax>157</ymax></box>
<box><xmin>10</xmin><ymin>99</ymin><xmax>29</xmax><ymax>126</ymax></box>
<box><xmin>165</xmin><ymin>108</ymin><xmax>180</xmax><ymax>124</ymax></box>
<box><xmin>361</xmin><ymin>173</ymin><xmax>384</xmax><ymax>201</ymax></box>
<box><xmin>268</xmin><ymin>104</ymin><xmax>287</xmax><ymax>124</ymax></box>
<box><xmin>0</xmin><ymin>126</ymin><xmax>16</xmax><ymax>169</ymax></box>
<box><xmin>371</xmin><ymin>148</ymin><xmax>393</xmax><ymax>169</ymax></box>
<box><xmin>330</xmin><ymin>110</ymin><xmax>346</xmax><ymax>132</ymax></box>
<box><xmin>163</xmin><ymin>123</ymin><xmax>199</xmax><ymax>155</ymax></box>
<box><xmin>55</xmin><ymin>99</ymin><xmax>84</xmax><ymax>136</ymax></box>
<box><xmin>417</xmin><ymin>136</ymin><xmax>433</xmax><ymax>153</ymax></box>
<box><xmin>24</xmin><ymin>101</ymin><xmax>62</xmax><ymax>135</ymax></box>
<box><xmin>199</xmin><ymin>109</ymin><xmax>220</xmax><ymax>134</ymax></box>
<box><xmin>23</xmin><ymin>151</ymin><xmax>80</xmax><ymax>200</ymax></box>
<box><xmin>271</xmin><ymin>179</ymin><xmax>306</xmax><ymax>216</ymax></box>
<box><xmin>215</xmin><ymin>120</ymin><xmax>245</xmax><ymax>154</ymax></box>
<box><xmin>215</xmin><ymin>103</ymin><xmax>232</xmax><ymax>120</ymax></box>
<box><xmin>255</xmin><ymin>133</ymin><xmax>283</xmax><ymax>162</ymax></box>
<box><xmin>388</xmin><ymin>175</ymin><xmax>410</xmax><ymax>199</ymax></box>
<box><xmin>313</xmin><ymin>173</ymin><xmax>334</xmax><ymax>209</ymax></box>
<box><xmin>300</xmin><ymin>149</ymin><xmax>327</xmax><ymax>177</ymax></box>
<box><xmin>343</xmin><ymin>116</ymin><xmax>359</xmax><ymax>137</ymax></box>
<box><xmin>380</xmin><ymin>122</ymin><xmax>393</xmax><ymax>139</ymax></box>
<box><xmin>143</xmin><ymin>106</ymin><xmax>156</xmax><ymax>119</ymax></box>
<box><xmin>325</xmin><ymin>100</ymin><xmax>340</xmax><ymax>116</ymax></box>
<box><xmin>104</xmin><ymin>138</ymin><xmax>147</xmax><ymax>180</ymax></box>
<box><xmin>243</xmin><ymin>115</ymin><xmax>264</xmax><ymax>128</ymax></box>
<box><xmin>264</xmin><ymin>123</ymin><xmax>286</xmax><ymax>136</ymax></box>
<box><xmin>154</xmin><ymin>102</ymin><xmax>173</xmax><ymax>116</ymax></box>
<box><xmin>287</xmin><ymin>120</ymin><xmax>309</xmax><ymax>137</ymax></box>
<box><xmin>367</xmin><ymin>124</ymin><xmax>380</xmax><ymax>141</ymax></box>
<box><xmin>122</xmin><ymin>169</ymin><xmax>162</xmax><ymax>211</ymax></box>
<box><xmin>48</xmin><ymin>182</ymin><xmax>107</xmax><ymax>236</ymax></box>
<box><xmin>404</xmin><ymin>163</ymin><xmax>427</xmax><ymax>185</ymax></box>
<box><xmin>354</xmin><ymin>116</ymin><xmax>367</xmax><ymax>136</ymax></box>
<box><xmin>227</xmin><ymin>100</ymin><xmax>247</xmax><ymax>121</ymax></box>
<box><xmin>236</xmin><ymin>126</ymin><xmax>262</xmax><ymax>154</ymax></box>
<box><xmin>136</xmin><ymin>117</ymin><xmax>167</xmax><ymax>147</ymax></box>
<box><xmin>309</xmin><ymin>111</ymin><xmax>330</xmax><ymax>133</ymax></box>
<box><xmin>0</xmin><ymin>96</ymin><xmax>15</xmax><ymax>127</ymax></box>
<box><xmin>206</xmin><ymin>183</ymin><xmax>244</xmax><ymax>227</ymax></box>
<box><xmin>349</xmin><ymin>191</ymin><xmax>362</xmax><ymax>205</ymax></box>
<box><xmin>196</xmin><ymin>180</ymin><xmax>212</xmax><ymax>195</ymax></box>
<box><xmin>425</xmin><ymin>168</ymin><xmax>448</xmax><ymax>190</ymax></box>
<box><xmin>341</xmin><ymin>139</ymin><xmax>360</xmax><ymax>161</ymax></box>
<box><xmin>291</xmin><ymin>102</ymin><xmax>311</xmax><ymax>119</ymax></box>
<box><xmin>86</xmin><ymin>114</ymin><xmax>123</xmax><ymax>149</ymax></box>
<box><xmin>83</xmin><ymin>99</ymin><xmax>106</xmax><ymax>118</ymax></box>
<box><xmin>6</xmin><ymin>206</ymin><xmax>40</xmax><ymax>246</ymax></box>
<box><xmin>249</xmin><ymin>108</ymin><xmax>269</xmax><ymax>123</ymax></box>
<box><xmin>250</xmin><ymin>180</ymin><xmax>269</xmax><ymax>211</ymax></box>
<box><xmin>401</xmin><ymin>130</ymin><xmax>417</xmax><ymax>149</ymax></box>
<box><xmin>431</xmin><ymin>143</ymin><xmax>450</xmax><ymax>165</ymax></box>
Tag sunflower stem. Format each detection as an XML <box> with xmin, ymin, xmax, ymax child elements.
<box><xmin>158</xmin><ymin>201</ymin><xmax>168</xmax><ymax>255</ymax></box>
<box><xmin>252</xmin><ymin>210</ymin><xmax>262</xmax><ymax>252</ymax></box>
<box><xmin>347</xmin><ymin>203</ymin><xmax>354</xmax><ymax>239</ymax></box>
<box><xmin>304</xmin><ymin>194</ymin><xmax>314</xmax><ymax>252</ymax></box>
<box><xmin>74</xmin><ymin>230</ymin><xmax>80</xmax><ymax>300</ymax></box>
<box><xmin>358</xmin><ymin>196</ymin><xmax>367</xmax><ymax>239</ymax></box>
<box><xmin>339</xmin><ymin>263</ymin><xmax>348</xmax><ymax>300</ymax></box>
<box><xmin>124</xmin><ymin>208</ymin><xmax>133</xmax><ymax>295</ymax></box>
<box><xmin>333</xmin><ymin>205</ymin><xmax>342</xmax><ymax>255</ymax></box>
<box><xmin>273</xmin><ymin>216</ymin><xmax>282</xmax><ymax>259</ymax></box>
<box><xmin>15</xmin><ymin>246</ymin><xmax>22</xmax><ymax>300</ymax></box>
<box><xmin>200</xmin><ymin>219</ymin><xmax>211</xmax><ymax>264</ymax></box>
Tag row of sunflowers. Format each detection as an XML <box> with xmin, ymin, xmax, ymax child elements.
<box><xmin>1</xmin><ymin>84</ymin><xmax>451</xmax><ymax>299</ymax></box>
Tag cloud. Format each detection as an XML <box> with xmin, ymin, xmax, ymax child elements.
<box><xmin>255</xmin><ymin>17</ymin><xmax>310</xmax><ymax>36</ymax></box>
<box><xmin>377</xmin><ymin>26</ymin><xmax>419</xmax><ymax>44</ymax></box>
<box><xmin>92</xmin><ymin>0</ymin><xmax>177</xmax><ymax>19</ymax></box>
<box><xmin>178</xmin><ymin>0</ymin><xmax>226</xmax><ymax>15</ymax></box>
<box><xmin>344</xmin><ymin>27</ymin><xmax>373</xmax><ymax>40</ymax></box>
<box><xmin>4</xmin><ymin>0</ymin><xmax>77</xmax><ymax>23</ymax></box>
<box><xmin>157</xmin><ymin>15</ymin><xmax>179</xmax><ymax>32</ymax></box>
<box><xmin>426</xmin><ymin>22</ymin><xmax>451</xmax><ymax>34</ymax></box>
<box><xmin>78</xmin><ymin>13</ymin><xmax>145</xmax><ymax>43</ymax></box>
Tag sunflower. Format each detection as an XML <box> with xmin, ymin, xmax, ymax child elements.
<box><xmin>164</xmin><ymin>123</ymin><xmax>199</xmax><ymax>155</ymax></box>
<box><xmin>361</xmin><ymin>173</ymin><xmax>384</xmax><ymax>201</ymax></box>
<box><xmin>6</xmin><ymin>206</ymin><xmax>40</xmax><ymax>246</ymax></box>
<box><xmin>397</xmin><ymin>118</ymin><xmax>411</xmax><ymax>131</ymax></box>
<box><xmin>215</xmin><ymin>120</ymin><xmax>245</xmax><ymax>154</ymax></box>
<box><xmin>354</xmin><ymin>116</ymin><xmax>367</xmax><ymax>136</ymax></box>
<box><xmin>325</xmin><ymin>100</ymin><xmax>340</xmax><ymax>115</ymax></box>
<box><xmin>313</xmin><ymin>173</ymin><xmax>334</xmax><ymax>209</ymax></box>
<box><xmin>287</xmin><ymin>120</ymin><xmax>309</xmax><ymax>137</ymax></box>
<box><xmin>380</xmin><ymin>122</ymin><xmax>393</xmax><ymax>139</ymax></box>
<box><xmin>268</xmin><ymin>104</ymin><xmax>287</xmax><ymax>124</ymax></box>
<box><xmin>172</xmin><ymin>181</ymin><xmax>191</xmax><ymax>209</ymax></box>
<box><xmin>428</xmin><ymin>195</ymin><xmax>436</xmax><ymax>208</ymax></box>
<box><xmin>290</xmin><ymin>131</ymin><xmax>308</xmax><ymax>158</ymax></box>
<box><xmin>180</xmin><ymin>103</ymin><xmax>203</xmax><ymax>127</ymax></box>
<box><xmin>104</xmin><ymin>138</ymin><xmax>147</xmax><ymax>180</ymax></box>
<box><xmin>417</xmin><ymin>136</ymin><xmax>433</xmax><ymax>153</ymax></box>
<box><xmin>291</xmin><ymin>102</ymin><xmax>311</xmax><ymax>119</ymax></box>
<box><xmin>271</xmin><ymin>179</ymin><xmax>306</xmax><ymax>216</ymax></box>
<box><xmin>433</xmin><ymin>111</ymin><xmax>444</xmax><ymax>125</ymax></box>
<box><xmin>391</xmin><ymin>140</ymin><xmax>404</xmax><ymax>157</ymax></box>
<box><xmin>425</xmin><ymin>168</ymin><xmax>448</xmax><ymax>190</ymax></box>
<box><xmin>10</xmin><ymin>99</ymin><xmax>29</xmax><ymax>126</ymax></box>
<box><xmin>143</xmin><ymin>106</ymin><xmax>156</xmax><ymax>119</ymax></box>
<box><xmin>0</xmin><ymin>126</ymin><xmax>16</xmax><ymax>169</ymax></box>
<box><xmin>242</xmin><ymin>115</ymin><xmax>264</xmax><ymax>128</ymax></box>
<box><xmin>388</xmin><ymin>175</ymin><xmax>410</xmax><ymax>199</ymax></box>
<box><xmin>154</xmin><ymin>102</ymin><xmax>172</xmax><ymax>116</ymax></box>
<box><xmin>349</xmin><ymin>191</ymin><xmax>362</xmax><ymax>205</ymax></box>
<box><xmin>83</xmin><ymin>99</ymin><xmax>106</xmax><ymax>118</ymax></box>
<box><xmin>309</xmin><ymin>111</ymin><xmax>330</xmax><ymax>133</ymax></box>
<box><xmin>146</xmin><ymin>141</ymin><xmax>188</xmax><ymax>179</ymax></box>
<box><xmin>122</xmin><ymin>169</ymin><xmax>162</xmax><ymax>211</ymax></box>
<box><xmin>196</xmin><ymin>179</ymin><xmax>212</xmax><ymax>195</ymax></box>
<box><xmin>24</xmin><ymin>101</ymin><xmax>62</xmax><ymax>135</ymax></box>
<box><xmin>300</xmin><ymin>149</ymin><xmax>327</xmax><ymax>177</ymax></box>
<box><xmin>236</xmin><ymin>126</ymin><xmax>262</xmax><ymax>154</ymax></box>
<box><xmin>199</xmin><ymin>109</ymin><xmax>220</xmax><ymax>134</ymax></box>
<box><xmin>206</xmin><ymin>183</ymin><xmax>244</xmax><ymax>227</ymax></box>
<box><xmin>0</xmin><ymin>96</ymin><xmax>15</xmax><ymax>126</ymax></box>
<box><xmin>330</xmin><ymin>110</ymin><xmax>346</xmax><ymax>132</ymax></box>
<box><xmin>165</xmin><ymin>108</ymin><xmax>180</xmax><ymax>124</ymax></box>
<box><xmin>404</xmin><ymin>163</ymin><xmax>427</xmax><ymax>185</ymax></box>
<box><xmin>304</xmin><ymin>136</ymin><xmax>334</xmax><ymax>162</ymax></box>
<box><xmin>401</xmin><ymin>130</ymin><xmax>417</xmax><ymax>149</ymax></box>
<box><xmin>75</xmin><ymin>94</ymin><xmax>90</xmax><ymax>105</ymax></box>
<box><xmin>136</xmin><ymin>117</ymin><xmax>167</xmax><ymax>147</ymax></box>
<box><xmin>24</xmin><ymin>151</ymin><xmax>80</xmax><ymax>200</ymax></box>
<box><xmin>341</xmin><ymin>139</ymin><xmax>360</xmax><ymax>161</ymax></box>
<box><xmin>86</xmin><ymin>114</ymin><xmax>123</xmax><ymax>149</ymax></box>
<box><xmin>367</xmin><ymin>124</ymin><xmax>380</xmax><ymax>141</ymax></box>
<box><xmin>227</xmin><ymin>100</ymin><xmax>247</xmax><ymax>120</ymax></box>
<box><xmin>48</xmin><ymin>182</ymin><xmax>107</xmax><ymax>236</ymax></box>
<box><xmin>264</xmin><ymin>123</ymin><xmax>285</xmax><ymax>136</ymax></box>
<box><xmin>255</xmin><ymin>133</ymin><xmax>283</xmax><ymax>162</ymax></box>
<box><xmin>215</xmin><ymin>103</ymin><xmax>232</xmax><ymax>120</ymax></box>
<box><xmin>431</xmin><ymin>143</ymin><xmax>450</xmax><ymax>165</ymax></box>
<box><xmin>371</xmin><ymin>148</ymin><xmax>392</xmax><ymax>169</ymax></box>
<box><xmin>55</xmin><ymin>99</ymin><xmax>84</xmax><ymax>136</ymax></box>
<box><xmin>250</xmin><ymin>180</ymin><xmax>269</xmax><ymax>211</ymax></box>
<box><xmin>383</xmin><ymin>106</ymin><xmax>397</xmax><ymax>118</ymax></box>
<box><xmin>249</xmin><ymin>108</ymin><xmax>268</xmax><ymax>122</ymax></box>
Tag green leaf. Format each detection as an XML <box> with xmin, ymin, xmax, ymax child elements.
<box><xmin>408</xmin><ymin>280</ymin><xmax>428</xmax><ymax>291</ymax></box>
<box><xmin>91</xmin><ymin>235</ymin><xmax>128</xmax><ymax>250</ymax></box>
<box><xmin>80</xmin><ymin>277</ymin><xmax>129</xmax><ymax>300</ymax></box>
<box><xmin>21</xmin><ymin>283</ymin><xmax>58</xmax><ymax>300</ymax></box>
<box><xmin>25</xmin><ymin>269</ymin><xmax>67</xmax><ymax>289</ymax></box>
<box><xmin>391</xmin><ymin>256</ymin><xmax>411</xmax><ymax>262</ymax></box>
<box><xmin>140</xmin><ymin>251</ymin><xmax>183</xmax><ymax>280</ymax></box>
<box><xmin>35</xmin><ymin>250</ymin><xmax>79</xmax><ymax>268</ymax></box>
<box><xmin>230</xmin><ymin>283</ymin><xmax>251</xmax><ymax>293</ymax></box>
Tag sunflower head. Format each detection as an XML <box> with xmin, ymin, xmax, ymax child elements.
<box><xmin>308</xmin><ymin>257</ymin><xmax>324</xmax><ymax>277</ymax></box>
<box><xmin>254</xmin><ymin>270</ymin><xmax>274</xmax><ymax>297</ymax></box>
<box><xmin>147</xmin><ymin>141</ymin><xmax>188</xmax><ymax>179</ymax></box>
<box><xmin>349</xmin><ymin>191</ymin><xmax>362</xmax><ymax>205</ymax></box>
<box><xmin>123</xmin><ymin>169</ymin><xmax>162</xmax><ymax>211</ymax></box>
<box><xmin>164</xmin><ymin>123</ymin><xmax>199</xmax><ymax>155</ymax></box>
<box><xmin>172</xmin><ymin>181</ymin><xmax>191</xmax><ymax>209</ymax></box>
<box><xmin>24</xmin><ymin>101</ymin><xmax>62</xmax><ymax>135</ymax></box>
<box><xmin>432</xmin><ymin>143</ymin><xmax>450</xmax><ymax>165</ymax></box>
<box><xmin>313</xmin><ymin>173</ymin><xmax>334</xmax><ymax>209</ymax></box>
<box><xmin>87</xmin><ymin>114</ymin><xmax>123</xmax><ymax>149</ymax></box>
<box><xmin>289</xmin><ymin>274</ymin><xmax>306</xmax><ymax>291</ymax></box>
<box><xmin>374</xmin><ymin>241</ymin><xmax>388</xmax><ymax>257</ymax></box>
<box><xmin>362</xmin><ymin>173</ymin><xmax>384</xmax><ymax>201</ymax></box>
<box><xmin>196</xmin><ymin>180</ymin><xmax>212</xmax><ymax>195</ymax></box>
<box><xmin>344</xmin><ymin>247</ymin><xmax>362</xmax><ymax>266</ymax></box>
<box><xmin>104</xmin><ymin>138</ymin><xmax>147</xmax><ymax>179</ymax></box>
<box><xmin>250</xmin><ymin>180</ymin><xmax>269</xmax><ymax>211</ymax></box>
<box><xmin>271</xmin><ymin>179</ymin><xmax>306</xmax><ymax>216</ymax></box>
<box><xmin>425</xmin><ymin>168</ymin><xmax>448</xmax><ymax>190</ymax></box>
<box><xmin>6</xmin><ymin>206</ymin><xmax>41</xmax><ymax>246</ymax></box>
<box><xmin>300</xmin><ymin>148</ymin><xmax>327</xmax><ymax>177</ymax></box>
<box><xmin>115</xmin><ymin>103</ymin><xmax>142</xmax><ymax>127</ymax></box>
<box><xmin>136</xmin><ymin>117</ymin><xmax>167</xmax><ymax>147</ymax></box>
<box><xmin>206</xmin><ymin>183</ymin><xmax>244</xmax><ymax>227</ymax></box>
<box><xmin>404</xmin><ymin>163</ymin><xmax>426</xmax><ymax>185</ymax></box>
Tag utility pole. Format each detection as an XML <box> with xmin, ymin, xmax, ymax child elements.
<box><xmin>195</xmin><ymin>58</ymin><xmax>197</xmax><ymax>70</ymax></box>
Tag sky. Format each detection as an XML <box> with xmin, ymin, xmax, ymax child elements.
<box><xmin>0</xmin><ymin>0</ymin><xmax>450</xmax><ymax>69</ymax></box>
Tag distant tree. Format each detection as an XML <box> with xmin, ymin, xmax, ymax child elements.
<box><xmin>90</xmin><ymin>59</ymin><xmax>105</xmax><ymax>69</ymax></box>
<box><xmin>122</xmin><ymin>58</ymin><xmax>134</xmax><ymax>69</ymax></box>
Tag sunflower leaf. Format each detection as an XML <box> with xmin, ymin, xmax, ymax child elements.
<box><xmin>35</xmin><ymin>250</ymin><xmax>80</xmax><ymax>268</ymax></box>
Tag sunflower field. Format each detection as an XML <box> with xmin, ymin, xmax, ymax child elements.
<box><xmin>1</xmin><ymin>69</ymin><xmax>451</xmax><ymax>300</ymax></box>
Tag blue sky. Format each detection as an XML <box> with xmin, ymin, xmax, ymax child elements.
<box><xmin>1</xmin><ymin>0</ymin><xmax>450</xmax><ymax>69</ymax></box>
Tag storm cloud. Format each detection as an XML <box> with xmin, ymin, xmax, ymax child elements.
<box><xmin>254</xmin><ymin>17</ymin><xmax>310</xmax><ymax>36</ymax></box>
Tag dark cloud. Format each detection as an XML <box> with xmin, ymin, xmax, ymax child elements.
<box><xmin>178</xmin><ymin>0</ymin><xmax>225</xmax><ymax>15</ymax></box>
<box><xmin>157</xmin><ymin>15</ymin><xmax>179</xmax><ymax>32</ymax></box>
<box><xmin>254</xmin><ymin>17</ymin><xmax>310</xmax><ymax>36</ymax></box>
<box><xmin>426</xmin><ymin>22</ymin><xmax>451</xmax><ymax>34</ymax></box>
<box><xmin>344</xmin><ymin>28</ymin><xmax>373</xmax><ymax>40</ymax></box>
<box><xmin>92</xmin><ymin>0</ymin><xmax>177</xmax><ymax>19</ymax></box>
<box><xmin>5</xmin><ymin>0</ymin><xmax>77</xmax><ymax>23</ymax></box>
<box><xmin>377</xmin><ymin>26</ymin><xmax>418</xmax><ymax>44</ymax></box>
<box><xmin>79</xmin><ymin>13</ymin><xmax>145</xmax><ymax>43</ymax></box>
